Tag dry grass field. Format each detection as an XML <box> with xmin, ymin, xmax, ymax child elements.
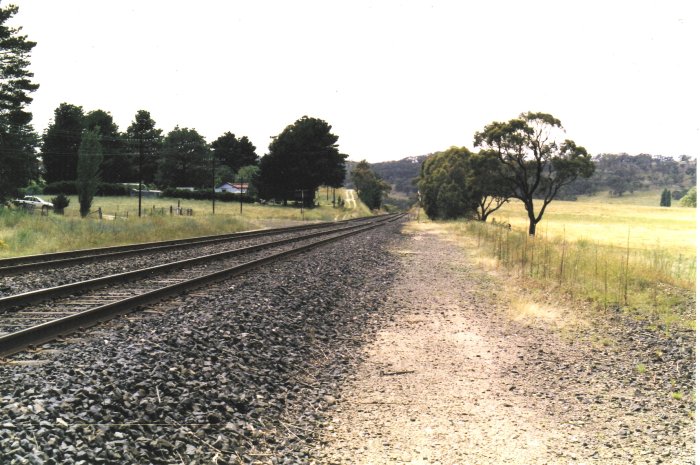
<box><xmin>421</xmin><ymin>189</ymin><xmax>696</xmax><ymax>331</ymax></box>
<box><xmin>486</xmin><ymin>189</ymin><xmax>696</xmax><ymax>257</ymax></box>
<box><xmin>0</xmin><ymin>188</ymin><xmax>371</xmax><ymax>258</ymax></box>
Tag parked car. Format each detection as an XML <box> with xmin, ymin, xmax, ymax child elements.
<box><xmin>12</xmin><ymin>195</ymin><xmax>54</xmax><ymax>209</ymax></box>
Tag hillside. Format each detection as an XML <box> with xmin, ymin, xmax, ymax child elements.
<box><xmin>347</xmin><ymin>153</ymin><xmax>696</xmax><ymax>206</ymax></box>
<box><xmin>369</xmin><ymin>155</ymin><xmax>428</xmax><ymax>195</ymax></box>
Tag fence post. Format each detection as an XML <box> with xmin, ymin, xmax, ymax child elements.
<box><xmin>98</xmin><ymin>207</ymin><xmax>102</xmax><ymax>220</ymax></box>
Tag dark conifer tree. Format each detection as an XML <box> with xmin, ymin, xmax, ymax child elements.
<box><xmin>0</xmin><ymin>4</ymin><xmax>39</xmax><ymax>201</ymax></box>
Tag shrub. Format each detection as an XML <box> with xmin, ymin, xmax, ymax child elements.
<box><xmin>679</xmin><ymin>187</ymin><xmax>696</xmax><ymax>207</ymax></box>
<box><xmin>50</xmin><ymin>194</ymin><xmax>70</xmax><ymax>214</ymax></box>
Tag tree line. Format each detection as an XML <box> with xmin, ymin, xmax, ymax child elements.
<box><xmin>28</xmin><ymin>105</ymin><xmax>349</xmax><ymax>210</ymax></box>
<box><xmin>0</xmin><ymin>4</ymin><xmax>354</xmax><ymax>212</ymax></box>
<box><xmin>39</xmin><ymin>103</ymin><xmax>259</xmax><ymax>190</ymax></box>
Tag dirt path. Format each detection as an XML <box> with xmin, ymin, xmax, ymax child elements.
<box><xmin>318</xmin><ymin>222</ymin><xmax>694</xmax><ymax>464</ymax></box>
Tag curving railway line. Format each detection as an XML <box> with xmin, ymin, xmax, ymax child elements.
<box><xmin>0</xmin><ymin>213</ymin><xmax>404</xmax><ymax>357</ymax></box>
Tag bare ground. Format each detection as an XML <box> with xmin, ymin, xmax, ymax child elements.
<box><xmin>317</xmin><ymin>222</ymin><xmax>695</xmax><ymax>464</ymax></box>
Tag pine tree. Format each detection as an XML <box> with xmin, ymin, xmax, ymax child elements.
<box><xmin>0</xmin><ymin>4</ymin><xmax>39</xmax><ymax>201</ymax></box>
<box><xmin>42</xmin><ymin>103</ymin><xmax>84</xmax><ymax>183</ymax></box>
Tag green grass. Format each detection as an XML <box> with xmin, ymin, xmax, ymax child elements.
<box><xmin>0</xmin><ymin>188</ymin><xmax>371</xmax><ymax>258</ymax></box>
<box><xmin>433</xmin><ymin>189</ymin><xmax>696</xmax><ymax>332</ymax></box>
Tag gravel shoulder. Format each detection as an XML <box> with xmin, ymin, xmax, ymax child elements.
<box><xmin>319</xmin><ymin>222</ymin><xmax>695</xmax><ymax>464</ymax></box>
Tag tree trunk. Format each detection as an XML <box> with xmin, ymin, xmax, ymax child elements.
<box><xmin>527</xmin><ymin>208</ymin><xmax>537</xmax><ymax>236</ymax></box>
<box><xmin>528</xmin><ymin>220</ymin><xmax>537</xmax><ymax>236</ymax></box>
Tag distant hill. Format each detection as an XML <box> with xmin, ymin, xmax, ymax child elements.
<box><xmin>371</xmin><ymin>155</ymin><xmax>428</xmax><ymax>195</ymax></box>
<box><xmin>563</xmin><ymin>153</ymin><xmax>697</xmax><ymax>199</ymax></box>
<box><xmin>346</xmin><ymin>155</ymin><xmax>428</xmax><ymax>196</ymax></box>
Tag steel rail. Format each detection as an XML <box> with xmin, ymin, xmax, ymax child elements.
<box><xmin>0</xmin><ymin>214</ymin><xmax>394</xmax><ymax>275</ymax></box>
<box><xmin>0</xmin><ymin>215</ymin><xmax>403</xmax><ymax>357</ymax></box>
<box><xmin>0</xmin><ymin>216</ymin><xmax>396</xmax><ymax>312</ymax></box>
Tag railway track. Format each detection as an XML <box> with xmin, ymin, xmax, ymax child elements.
<box><xmin>0</xmin><ymin>214</ymin><xmax>379</xmax><ymax>276</ymax></box>
<box><xmin>0</xmin><ymin>213</ymin><xmax>404</xmax><ymax>357</ymax></box>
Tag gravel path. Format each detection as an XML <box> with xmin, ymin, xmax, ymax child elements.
<box><xmin>319</xmin><ymin>222</ymin><xmax>695</xmax><ymax>464</ymax></box>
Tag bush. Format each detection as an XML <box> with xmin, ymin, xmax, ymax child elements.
<box><xmin>680</xmin><ymin>187</ymin><xmax>696</xmax><ymax>207</ymax></box>
<box><xmin>50</xmin><ymin>194</ymin><xmax>70</xmax><ymax>214</ymax></box>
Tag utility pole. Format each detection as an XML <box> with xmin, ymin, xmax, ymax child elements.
<box><xmin>239</xmin><ymin>176</ymin><xmax>244</xmax><ymax>215</ymax></box>
<box><xmin>138</xmin><ymin>135</ymin><xmax>143</xmax><ymax>218</ymax></box>
<box><xmin>211</xmin><ymin>152</ymin><xmax>216</xmax><ymax>214</ymax></box>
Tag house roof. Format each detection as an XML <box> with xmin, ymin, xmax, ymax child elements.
<box><xmin>217</xmin><ymin>182</ymin><xmax>249</xmax><ymax>188</ymax></box>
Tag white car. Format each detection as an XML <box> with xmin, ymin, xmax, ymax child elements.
<box><xmin>13</xmin><ymin>195</ymin><xmax>54</xmax><ymax>209</ymax></box>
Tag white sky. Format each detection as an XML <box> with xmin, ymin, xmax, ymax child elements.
<box><xmin>8</xmin><ymin>0</ymin><xmax>699</xmax><ymax>162</ymax></box>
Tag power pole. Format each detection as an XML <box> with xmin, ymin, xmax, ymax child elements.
<box><xmin>212</xmin><ymin>152</ymin><xmax>216</xmax><ymax>214</ymax></box>
<box><xmin>138</xmin><ymin>135</ymin><xmax>143</xmax><ymax>218</ymax></box>
<box><xmin>239</xmin><ymin>176</ymin><xmax>244</xmax><ymax>215</ymax></box>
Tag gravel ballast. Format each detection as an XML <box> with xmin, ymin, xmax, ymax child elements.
<box><xmin>0</xmin><ymin>220</ymin><xmax>404</xmax><ymax>464</ymax></box>
<box><xmin>0</xmin><ymin>222</ymin><xmax>374</xmax><ymax>298</ymax></box>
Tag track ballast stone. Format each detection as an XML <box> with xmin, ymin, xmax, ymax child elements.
<box><xmin>0</xmin><ymin>221</ymin><xmax>403</xmax><ymax>464</ymax></box>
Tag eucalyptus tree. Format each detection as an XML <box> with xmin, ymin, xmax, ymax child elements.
<box><xmin>418</xmin><ymin>147</ymin><xmax>479</xmax><ymax>220</ymax></box>
<box><xmin>468</xmin><ymin>150</ymin><xmax>511</xmax><ymax>221</ymax></box>
<box><xmin>0</xmin><ymin>3</ymin><xmax>39</xmax><ymax>201</ymax></box>
<box><xmin>351</xmin><ymin>160</ymin><xmax>391</xmax><ymax>210</ymax></box>
<box><xmin>474</xmin><ymin>112</ymin><xmax>594</xmax><ymax>235</ymax></box>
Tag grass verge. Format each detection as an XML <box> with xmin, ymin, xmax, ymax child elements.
<box><xmin>0</xmin><ymin>188</ymin><xmax>371</xmax><ymax>258</ymax></box>
<box><xmin>406</xmin><ymin>195</ymin><xmax>695</xmax><ymax>333</ymax></box>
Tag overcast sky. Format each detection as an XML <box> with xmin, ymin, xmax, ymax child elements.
<box><xmin>8</xmin><ymin>0</ymin><xmax>699</xmax><ymax>162</ymax></box>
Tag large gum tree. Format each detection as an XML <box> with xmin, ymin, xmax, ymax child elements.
<box><xmin>474</xmin><ymin>112</ymin><xmax>594</xmax><ymax>236</ymax></box>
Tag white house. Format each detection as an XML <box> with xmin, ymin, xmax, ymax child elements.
<box><xmin>215</xmin><ymin>182</ymin><xmax>248</xmax><ymax>194</ymax></box>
